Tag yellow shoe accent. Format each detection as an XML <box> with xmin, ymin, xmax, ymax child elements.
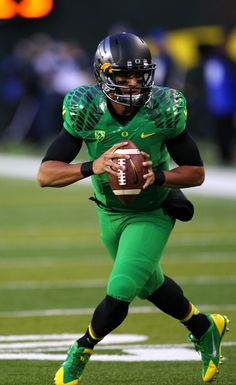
<box><xmin>54</xmin><ymin>343</ymin><xmax>93</xmax><ymax>385</ymax></box>
<box><xmin>54</xmin><ymin>367</ymin><xmax>81</xmax><ymax>385</ymax></box>
<box><xmin>202</xmin><ymin>359</ymin><xmax>217</xmax><ymax>382</ymax></box>
<box><xmin>210</xmin><ymin>314</ymin><xmax>227</xmax><ymax>336</ymax></box>
<box><xmin>189</xmin><ymin>314</ymin><xmax>230</xmax><ymax>383</ymax></box>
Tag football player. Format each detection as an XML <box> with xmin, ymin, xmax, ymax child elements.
<box><xmin>38</xmin><ymin>32</ymin><xmax>229</xmax><ymax>384</ymax></box>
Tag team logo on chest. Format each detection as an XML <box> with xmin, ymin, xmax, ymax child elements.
<box><xmin>121</xmin><ymin>131</ymin><xmax>129</xmax><ymax>138</ymax></box>
<box><xmin>95</xmin><ymin>130</ymin><xmax>106</xmax><ymax>142</ymax></box>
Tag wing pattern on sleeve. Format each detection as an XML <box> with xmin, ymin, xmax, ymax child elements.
<box><xmin>147</xmin><ymin>86</ymin><xmax>187</xmax><ymax>139</ymax></box>
<box><xmin>63</xmin><ymin>85</ymin><xmax>105</xmax><ymax>137</ymax></box>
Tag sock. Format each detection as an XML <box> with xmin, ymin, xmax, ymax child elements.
<box><xmin>77</xmin><ymin>323</ymin><xmax>103</xmax><ymax>349</ymax></box>
<box><xmin>181</xmin><ymin>303</ymin><xmax>211</xmax><ymax>339</ymax></box>
<box><xmin>147</xmin><ymin>276</ymin><xmax>211</xmax><ymax>340</ymax></box>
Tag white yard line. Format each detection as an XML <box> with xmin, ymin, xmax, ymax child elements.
<box><xmin>0</xmin><ymin>252</ymin><xmax>235</xmax><ymax>268</ymax></box>
<box><xmin>1</xmin><ymin>154</ymin><xmax>236</xmax><ymax>198</ymax></box>
<box><xmin>0</xmin><ymin>275</ymin><xmax>236</xmax><ymax>290</ymax></box>
<box><xmin>0</xmin><ymin>333</ymin><xmax>235</xmax><ymax>361</ymax></box>
<box><xmin>0</xmin><ymin>278</ymin><xmax>107</xmax><ymax>290</ymax></box>
<box><xmin>0</xmin><ymin>304</ymin><xmax>235</xmax><ymax>318</ymax></box>
<box><xmin>0</xmin><ymin>154</ymin><xmax>90</xmax><ymax>186</ymax></box>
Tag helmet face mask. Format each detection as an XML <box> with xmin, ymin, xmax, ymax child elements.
<box><xmin>94</xmin><ymin>32</ymin><xmax>156</xmax><ymax>107</ymax></box>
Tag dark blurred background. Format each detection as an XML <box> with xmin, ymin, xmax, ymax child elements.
<box><xmin>0</xmin><ymin>0</ymin><xmax>236</xmax><ymax>164</ymax></box>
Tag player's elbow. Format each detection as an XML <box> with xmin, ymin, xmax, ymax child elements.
<box><xmin>37</xmin><ymin>170</ymin><xmax>48</xmax><ymax>187</ymax></box>
<box><xmin>37</xmin><ymin>164</ymin><xmax>51</xmax><ymax>187</ymax></box>
<box><xmin>193</xmin><ymin>166</ymin><xmax>205</xmax><ymax>186</ymax></box>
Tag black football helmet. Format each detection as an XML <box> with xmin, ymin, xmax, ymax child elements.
<box><xmin>94</xmin><ymin>32</ymin><xmax>156</xmax><ymax>106</ymax></box>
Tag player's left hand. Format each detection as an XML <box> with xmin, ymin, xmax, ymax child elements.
<box><xmin>141</xmin><ymin>151</ymin><xmax>155</xmax><ymax>189</ymax></box>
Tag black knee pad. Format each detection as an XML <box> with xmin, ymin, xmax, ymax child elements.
<box><xmin>100</xmin><ymin>295</ymin><xmax>129</xmax><ymax>321</ymax></box>
<box><xmin>91</xmin><ymin>295</ymin><xmax>129</xmax><ymax>337</ymax></box>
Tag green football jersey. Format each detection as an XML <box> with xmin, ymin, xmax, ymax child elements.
<box><xmin>62</xmin><ymin>84</ymin><xmax>187</xmax><ymax>212</ymax></box>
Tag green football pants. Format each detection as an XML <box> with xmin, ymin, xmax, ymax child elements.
<box><xmin>97</xmin><ymin>207</ymin><xmax>175</xmax><ymax>302</ymax></box>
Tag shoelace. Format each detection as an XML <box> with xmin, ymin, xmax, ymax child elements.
<box><xmin>194</xmin><ymin>337</ymin><xmax>212</xmax><ymax>362</ymax></box>
<box><xmin>190</xmin><ymin>334</ymin><xmax>207</xmax><ymax>357</ymax></box>
<box><xmin>69</xmin><ymin>351</ymin><xmax>91</xmax><ymax>376</ymax></box>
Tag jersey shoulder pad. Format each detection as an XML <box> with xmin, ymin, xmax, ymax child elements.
<box><xmin>148</xmin><ymin>86</ymin><xmax>187</xmax><ymax>139</ymax></box>
<box><xmin>63</xmin><ymin>85</ymin><xmax>105</xmax><ymax>135</ymax></box>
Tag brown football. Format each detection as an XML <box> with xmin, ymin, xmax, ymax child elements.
<box><xmin>109</xmin><ymin>140</ymin><xmax>148</xmax><ymax>204</ymax></box>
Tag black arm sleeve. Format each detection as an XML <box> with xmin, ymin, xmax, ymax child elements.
<box><xmin>166</xmin><ymin>129</ymin><xmax>204</xmax><ymax>166</ymax></box>
<box><xmin>42</xmin><ymin>129</ymin><xmax>83</xmax><ymax>164</ymax></box>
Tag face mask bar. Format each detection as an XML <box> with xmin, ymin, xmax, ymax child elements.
<box><xmin>98</xmin><ymin>65</ymin><xmax>156</xmax><ymax>107</ymax></box>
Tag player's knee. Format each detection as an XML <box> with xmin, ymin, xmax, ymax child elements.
<box><xmin>91</xmin><ymin>295</ymin><xmax>129</xmax><ymax>337</ymax></box>
<box><xmin>108</xmin><ymin>275</ymin><xmax>137</xmax><ymax>302</ymax></box>
<box><xmin>104</xmin><ymin>295</ymin><xmax>129</xmax><ymax>319</ymax></box>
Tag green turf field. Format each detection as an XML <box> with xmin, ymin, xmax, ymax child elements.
<box><xmin>0</xmin><ymin>177</ymin><xmax>235</xmax><ymax>385</ymax></box>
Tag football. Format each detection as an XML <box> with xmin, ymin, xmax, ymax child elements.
<box><xmin>109</xmin><ymin>140</ymin><xmax>148</xmax><ymax>204</ymax></box>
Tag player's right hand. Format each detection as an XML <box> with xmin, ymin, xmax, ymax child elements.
<box><xmin>93</xmin><ymin>142</ymin><xmax>130</xmax><ymax>176</ymax></box>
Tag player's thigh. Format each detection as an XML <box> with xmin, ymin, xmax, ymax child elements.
<box><xmin>138</xmin><ymin>263</ymin><xmax>164</xmax><ymax>299</ymax></box>
<box><xmin>107</xmin><ymin>216</ymin><xmax>173</xmax><ymax>301</ymax></box>
<box><xmin>97</xmin><ymin>209</ymin><xmax>121</xmax><ymax>260</ymax></box>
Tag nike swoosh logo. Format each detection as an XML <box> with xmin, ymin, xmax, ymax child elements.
<box><xmin>211</xmin><ymin>333</ymin><xmax>217</xmax><ymax>358</ymax></box>
<box><xmin>141</xmin><ymin>132</ymin><xmax>156</xmax><ymax>139</ymax></box>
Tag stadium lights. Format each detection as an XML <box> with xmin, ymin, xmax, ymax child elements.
<box><xmin>0</xmin><ymin>0</ymin><xmax>54</xmax><ymax>19</ymax></box>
